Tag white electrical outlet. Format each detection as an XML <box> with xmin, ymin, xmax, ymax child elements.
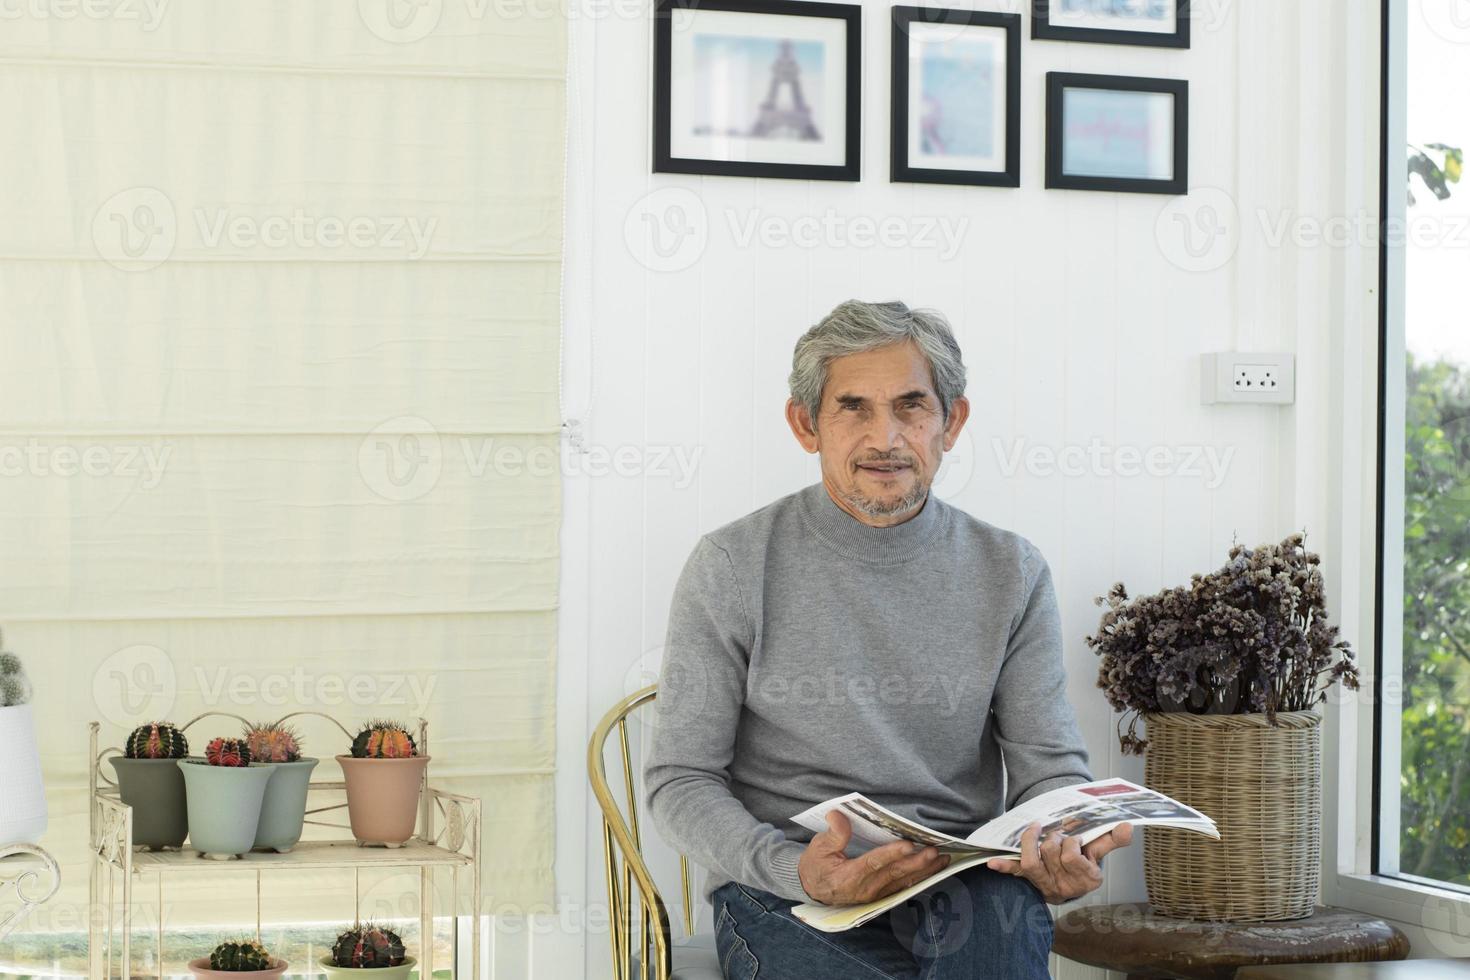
<box><xmin>1201</xmin><ymin>352</ymin><xmax>1295</xmax><ymax>405</ymax></box>
<box><xmin>1233</xmin><ymin>363</ymin><xmax>1284</xmax><ymax>393</ymax></box>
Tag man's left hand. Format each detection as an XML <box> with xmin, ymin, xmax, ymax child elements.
<box><xmin>985</xmin><ymin>822</ymin><xmax>1134</xmax><ymax>904</ymax></box>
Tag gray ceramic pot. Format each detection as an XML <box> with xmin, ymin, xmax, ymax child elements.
<box><xmin>252</xmin><ymin>758</ymin><xmax>318</xmax><ymax>853</ymax></box>
<box><xmin>177</xmin><ymin>760</ymin><xmax>276</xmax><ymax>859</ymax></box>
<box><xmin>109</xmin><ymin>757</ymin><xmax>188</xmax><ymax>850</ymax></box>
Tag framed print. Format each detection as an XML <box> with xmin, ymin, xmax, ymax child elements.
<box><xmin>653</xmin><ymin>0</ymin><xmax>861</xmax><ymax>181</ymax></box>
<box><xmin>890</xmin><ymin>7</ymin><xmax>1020</xmax><ymax>187</ymax></box>
<box><xmin>1044</xmin><ymin>72</ymin><xmax>1187</xmax><ymax>194</ymax></box>
<box><xmin>1032</xmin><ymin>0</ymin><xmax>1190</xmax><ymax>49</ymax></box>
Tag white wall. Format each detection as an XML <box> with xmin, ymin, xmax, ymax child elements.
<box><xmin>522</xmin><ymin>1</ymin><xmax>1470</xmax><ymax>978</ymax></box>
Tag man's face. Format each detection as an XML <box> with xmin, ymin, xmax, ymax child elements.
<box><xmin>786</xmin><ymin>340</ymin><xmax>969</xmax><ymax>526</ymax></box>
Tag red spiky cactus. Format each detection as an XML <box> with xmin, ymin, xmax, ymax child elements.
<box><xmin>330</xmin><ymin>924</ymin><xmax>406</xmax><ymax>968</ymax></box>
<box><xmin>204</xmin><ymin>737</ymin><xmax>252</xmax><ymax>767</ymax></box>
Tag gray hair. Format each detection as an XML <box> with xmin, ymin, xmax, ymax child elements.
<box><xmin>788</xmin><ymin>300</ymin><xmax>968</xmax><ymax>422</ymax></box>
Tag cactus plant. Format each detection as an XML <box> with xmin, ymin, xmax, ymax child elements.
<box><xmin>0</xmin><ymin>633</ymin><xmax>31</xmax><ymax>707</ymax></box>
<box><xmin>243</xmin><ymin>721</ymin><xmax>302</xmax><ymax>763</ymax></box>
<box><xmin>244</xmin><ymin>721</ymin><xmax>317</xmax><ymax>853</ymax></box>
<box><xmin>349</xmin><ymin>721</ymin><xmax>418</xmax><ymax>759</ymax></box>
<box><xmin>339</xmin><ymin>720</ymin><xmax>428</xmax><ymax>846</ymax></box>
<box><xmin>203</xmin><ymin>737</ymin><xmax>252</xmax><ymax>767</ymax></box>
<box><xmin>209</xmin><ymin>938</ymin><xmax>274</xmax><ymax>972</ymax></box>
<box><xmin>179</xmin><ymin>736</ymin><xmax>273</xmax><ymax>858</ymax></box>
<box><xmin>125</xmin><ymin>721</ymin><xmax>189</xmax><ymax>760</ymax></box>
<box><xmin>114</xmin><ymin>722</ymin><xmax>190</xmax><ymax>848</ymax></box>
<box><xmin>329</xmin><ymin>925</ymin><xmax>406</xmax><ymax>969</ymax></box>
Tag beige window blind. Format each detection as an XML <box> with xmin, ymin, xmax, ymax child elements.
<box><xmin>0</xmin><ymin>0</ymin><xmax>564</xmax><ymax>933</ymax></box>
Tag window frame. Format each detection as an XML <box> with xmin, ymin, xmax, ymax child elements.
<box><xmin>1326</xmin><ymin>0</ymin><xmax>1470</xmax><ymax>933</ymax></box>
<box><xmin>1373</xmin><ymin>0</ymin><xmax>1405</xmax><ymax>889</ymax></box>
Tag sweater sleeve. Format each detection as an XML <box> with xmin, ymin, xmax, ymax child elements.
<box><xmin>642</xmin><ymin>537</ymin><xmax>815</xmax><ymax>904</ymax></box>
<box><xmin>992</xmin><ymin>548</ymin><xmax>1094</xmax><ymax>807</ymax></box>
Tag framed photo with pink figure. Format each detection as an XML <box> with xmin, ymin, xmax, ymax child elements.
<box><xmin>890</xmin><ymin>6</ymin><xmax>1020</xmax><ymax>187</ymax></box>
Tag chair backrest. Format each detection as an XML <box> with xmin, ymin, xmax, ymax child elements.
<box><xmin>587</xmin><ymin>684</ymin><xmax>695</xmax><ymax>980</ymax></box>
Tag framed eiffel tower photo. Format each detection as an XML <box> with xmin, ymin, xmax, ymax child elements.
<box><xmin>653</xmin><ymin>0</ymin><xmax>861</xmax><ymax>181</ymax></box>
<box><xmin>890</xmin><ymin>7</ymin><xmax>1020</xmax><ymax>187</ymax></box>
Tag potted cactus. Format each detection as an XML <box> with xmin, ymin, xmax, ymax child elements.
<box><xmin>0</xmin><ymin>637</ymin><xmax>46</xmax><ymax>844</ymax></box>
<box><xmin>243</xmin><ymin>721</ymin><xmax>317</xmax><ymax>853</ymax></box>
<box><xmin>318</xmin><ymin>924</ymin><xmax>414</xmax><ymax>980</ymax></box>
<box><xmin>188</xmin><ymin>937</ymin><xmax>288</xmax><ymax>979</ymax></box>
<box><xmin>337</xmin><ymin>721</ymin><xmax>429</xmax><ymax>847</ymax></box>
<box><xmin>110</xmin><ymin>721</ymin><xmax>190</xmax><ymax>849</ymax></box>
<box><xmin>178</xmin><ymin>737</ymin><xmax>276</xmax><ymax>859</ymax></box>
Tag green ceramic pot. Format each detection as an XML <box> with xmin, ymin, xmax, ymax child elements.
<box><xmin>109</xmin><ymin>757</ymin><xmax>188</xmax><ymax>849</ymax></box>
<box><xmin>317</xmin><ymin>954</ymin><xmax>416</xmax><ymax>980</ymax></box>
<box><xmin>252</xmin><ymin>757</ymin><xmax>317</xmax><ymax>853</ymax></box>
<box><xmin>177</xmin><ymin>760</ymin><xmax>276</xmax><ymax>859</ymax></box>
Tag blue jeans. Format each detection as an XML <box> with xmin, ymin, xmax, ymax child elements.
<box><xmin>711</xmin><ymin>867</ymin><xmax>1053</xmax><ymax>980</ymax></box>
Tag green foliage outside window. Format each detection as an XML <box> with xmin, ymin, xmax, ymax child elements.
<box><xmin>1400</xmin><ymin>353</ymin><xmax>1470</xmax><ymax>886</ymax></box>
<box><xmin>1399</xmin><ymin>139</ymin><xmax>1470</xmax><ymax>887</ymax></box>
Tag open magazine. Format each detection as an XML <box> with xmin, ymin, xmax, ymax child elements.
<box><xmin>787</xmin><ymin>778</ymin><xmax>1219</xmax><ymax>932</ymax></box>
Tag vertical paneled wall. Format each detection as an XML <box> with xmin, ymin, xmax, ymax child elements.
<box><xmin>554</xmin><ymin>2</ymin><xmax>1267</xmax><ymax>979</ymax></box>
<box><xmin>539</xmin><ymin>2</ymin><xmax>1437</xmax><ymax>979</ymax></box>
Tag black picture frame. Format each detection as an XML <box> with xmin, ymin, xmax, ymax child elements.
<box><xmin>1032</xmin><ymin>0</ymin><xmax>1190</xmax><ymax>49</ymax></box>
<box><xmin>1044</xmin><ymin>72</ymin><xmax>1188</xmax><ymax>195</ymax></box>
<box><xmin>652</xmin><ymin>0</ymin><xmax>862</xmax><ymax>181</ymax></box>
<box><xmin>890</xmin><ymin>7</ymin><xmax>1020</xmax><ymax>187</ymax></box>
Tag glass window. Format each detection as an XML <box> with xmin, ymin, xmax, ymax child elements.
<box><xmin>1379</xmin><ymin>0</ymin><xmax>1470</xmax><ymax>894</ymax></box>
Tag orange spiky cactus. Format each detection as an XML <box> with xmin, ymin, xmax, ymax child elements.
<box><xmin>350</xmin><ymin>720</ymin><xmax>418</xmax><ymax>759</ymax></box>
<box><xmin>243</xmin><ymin>722</ymin><xmax>302</xmax><ymax>763</ymax></box>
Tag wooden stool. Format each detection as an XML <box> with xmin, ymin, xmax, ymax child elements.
<box><xmin>1238</xmin><ymin>962</ymin><xmax>1470</xmax><ymax>978</ymax></box>
<box><xmin>1052</xmin><ymin>903</ymin><xmax>1410</xmax><ymax>980</ymax></box>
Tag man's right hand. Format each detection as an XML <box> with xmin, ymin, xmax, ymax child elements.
<box><xmin>797</xmin><ymin>810</ymin><xmax>952</xmax><ymax>906</ymax></box>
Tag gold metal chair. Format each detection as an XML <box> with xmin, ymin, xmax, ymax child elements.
<box><xmin>588</xmin><ymin>684</ymin><xmax>720</xmax><ymax>980</ymax></box>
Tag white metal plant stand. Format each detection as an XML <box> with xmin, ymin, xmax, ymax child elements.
<box><xmin>0</xmin><ymin>842</ymin><xmax>60</xmax><ymax>943</ymax></box>
<box><xmin>88</xmin><ymin>713</ymin><xmax>482</xmax><ymax>980</ymax></box>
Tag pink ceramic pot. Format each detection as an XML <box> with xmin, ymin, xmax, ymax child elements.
<box><xmin>187</xmin><ymin>956</ymin><xmax>288</xmax><ymax>979</ymax></box>
<box><xmin>336</xmin><ymin>755</ymin><xmax>430</xmax><ymax>846</ymax></box>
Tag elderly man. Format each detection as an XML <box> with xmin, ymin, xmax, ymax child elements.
<box><xmin>644</xmin><ymin>300</ymin><xmax>1132</xmax><ymax>979</ymax></box>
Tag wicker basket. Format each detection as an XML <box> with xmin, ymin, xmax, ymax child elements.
<box><xmin>1142</xmin><ymin>710</ymin><xmax>1321</xmax><ymax>922</ymax></box>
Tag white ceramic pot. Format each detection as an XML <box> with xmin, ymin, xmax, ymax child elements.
<box><xmin>318</xmin><ymin>954</ymin><xmax>416</xmax><ymax>980</ymax></box>
<box><xmin>0</xmin><ymin>702</ymin><xmax>47</xmax><ymax>844</ymax></box>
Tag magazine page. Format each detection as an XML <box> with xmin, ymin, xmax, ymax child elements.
<box><xmin>791</xmin><ymin>792</ymin><xmax>999</xmax><ymax>855</ymax></box>
<box><xmin>790</xmin><ymin>852</ymin><xmax>994</xmax><ymax>933</ymax></box>
<box><xmin>789</xmin><ymin>779</ymin><xmax>1220</xmax><ymax>934</ymax></box>
<box><xmin>964</xmin><ymin>778</ymin><xmax>1219</xmax><ymax>851</ymax></box>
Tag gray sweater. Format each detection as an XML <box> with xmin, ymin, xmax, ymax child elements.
<box><xmin>643</xmin><ymin>482</ymin><xmax>1092</xmax><ymax>905</ymax></box>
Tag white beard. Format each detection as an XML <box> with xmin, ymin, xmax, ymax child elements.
<box><xmin>842</xmin><ymin>477</ymin><xmax>929</xmax><ymax>519</ymax></box>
